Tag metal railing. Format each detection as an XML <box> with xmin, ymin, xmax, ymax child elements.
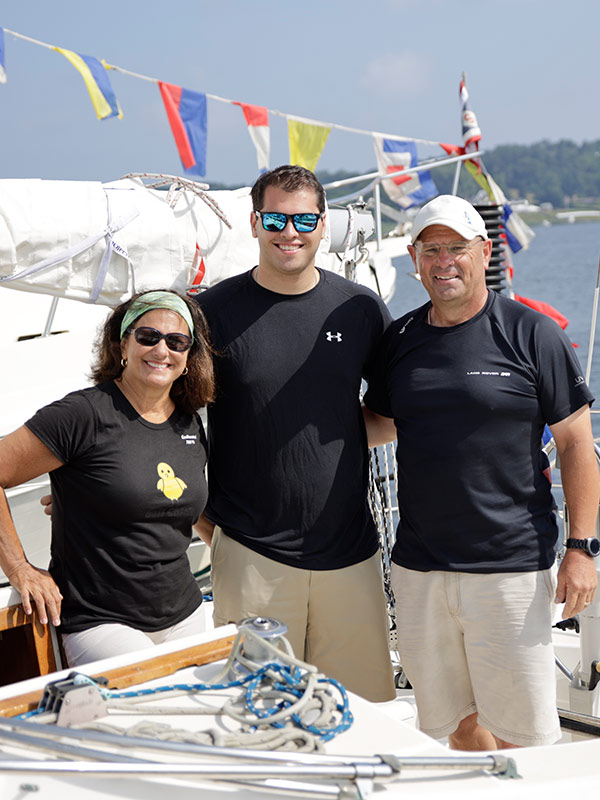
<box><xmin>323</xmin><ymin>151</ymin><xmax>485</xmax><ymax>252</ymax></box>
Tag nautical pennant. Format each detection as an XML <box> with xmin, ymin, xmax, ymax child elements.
<box><xmin>188</xmin><ymin>244</ymin><xmax>206</xmax><ymax>294</ymax></box>
<box><xmin>0</xmin><ymin>28</ymin><xmax>6</xmax><ymax>84</ymax></box>
<box><xmin>288</xmin><ymin>118</ymin><xmax>331</xmax><ymax>172</ymax></box>
<box><xmin>55</xmin><ymin>48</ymin><xmax>122</xmax><ymax>120</ymax></box>
<box><xmin>372</xmin><ymin>136</ymin><xmax>437</xmax><ymax>209</ymax></box>
<box><xmin>439</xmin><ymin>142</ymin><xmax>464</xmax><ymax>157</ymax></box>
<box><xmin>234</xmin><ymin>102</ymin><xmax>270</xmax><ymax>173</ymax></box>
<box><xmin>159</xmin><ymin>82</ymin><xmax>207</xmax><ymax>176</ymax></box>
<box><xmin>464</xmin><ymin>161</ymin><xmax>534</xmax><ymax>253</ymax></box>
<box><xmin>459</xmin><ymin>73</ymin><xmax>481</xmax><ymax>152</ymax></box>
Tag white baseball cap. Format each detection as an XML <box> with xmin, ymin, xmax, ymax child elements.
<box><xmin>411</xmin><ymin>195</ymin><xmax>488</xmax><ymax>243</ymax></box>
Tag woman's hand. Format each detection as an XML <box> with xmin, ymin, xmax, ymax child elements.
<box><xmin>40</xmin><ymin>494</ymin><xmax>53</xmax><ymax>517</ymax></box>
<box><xmin>6</xmin><ymin>561</ymin><xmax>62</xmax><ymax>626</ymax></box>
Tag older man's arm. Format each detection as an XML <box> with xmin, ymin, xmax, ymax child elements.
<box><xmin>551</xmin><ymin>404</ymin><xmax>600</xmax><ymax>619</ymax></box>
<box><xmin>362</xmin><ymin>405</ymin><xmax>397</xmax><ymax>448</ymax></box>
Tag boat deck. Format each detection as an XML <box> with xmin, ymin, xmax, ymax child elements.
<box><xmin>0</xmin><ymin>625</ymin><xmax>597</xmax><ymax>798</ymax></box>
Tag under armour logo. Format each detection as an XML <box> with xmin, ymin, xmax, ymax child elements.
<box><xmin>326</xmin><ymin>331</ymin><xmax>342</xmax><ymax>342</ymax></box>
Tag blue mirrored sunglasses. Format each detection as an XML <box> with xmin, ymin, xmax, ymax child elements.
<box><xmin>255</xmin><ymin>211</ymin><xmax>323</xmax><ymax>233</ymax></box>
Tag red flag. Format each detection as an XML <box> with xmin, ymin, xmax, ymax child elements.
<box><xmin>158</xmin><ymin>82</ymin><xmax>207</xmax><ymax>175</ymax></box>
<box><xmin>514</xmin><ymin>294</ymin><xmax>569</xmax><ymax>330</ymax></box>
<box><xmin>440</xmin><ymin>142</ymin><xmax>465</xmax><ymax>157</ymax></box>
<box><xmin>187</xmin><ymin>245</ymin><xmax>206</xmax><ymax>294</ymax></box>
<box><xmin>233</xmin><ymin>102</ymin><xmax>269</xmax><ymax>172</ymax></box>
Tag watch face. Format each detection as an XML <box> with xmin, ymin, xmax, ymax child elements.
<box><xmin>589</xmin><ymin>538</ymin><xmax>600</xmax><ymax>556</ymax></box>
<box><xmin>566</xmin><ymin>538</ymin><xmax>600</xmax><ymax>556</ymax></box>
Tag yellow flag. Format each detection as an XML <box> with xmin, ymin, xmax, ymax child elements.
<box><xmin>464</xmin><ymin>159</ymin><xmax>493</xmax><ymax>199</ymax></box>
<box><xmin>288</xmin><ymin>119</ymin><xmax>331</xmax><ymax>172</ymax></box>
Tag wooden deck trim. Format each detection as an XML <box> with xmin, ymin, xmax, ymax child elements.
<box><xmin>0</xmin><ymin>604</ymin><xmax>58</xmax><ymax>679</ymax></box>
<box><xmin>0</xmin><ymin>633</ymin><xmax>236</xmax><ymax>718</ymax></box>
<box><xmin>0</xmin><ymin>603</ymin><xmax>32</xmax><ymax>630</ymax></box>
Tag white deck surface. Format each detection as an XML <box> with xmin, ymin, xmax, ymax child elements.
<box><xmin>0</xmin><ymin>625</ymin><xmax>597</xmax><ymax>799</ymax></box>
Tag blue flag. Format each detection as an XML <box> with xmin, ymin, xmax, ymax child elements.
<box><xmin>373</xmin><ymin>137</ymin><xmax>437</xmax><ymax>209</ymax></box>
<box><xmin>159</xmin><ymin>82</ymin><xmax>207</xmax><ymax>176</ymax></box>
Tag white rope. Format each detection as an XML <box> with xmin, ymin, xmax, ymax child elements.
<box><xmin>84</xmin><ymin>719</ymin><xmax>320</xmax><ymax>752</ymax></box>
<box><xmin>122</xmin><ymin>173</ymin><xmax>233</xmax><ymax>229</ymax></box>
<box><xmin>61</xmin><ymin>630</ymin><xmax>349</xmax><ymax>754</ymax></box>
<box><xmin>339</xmin><ymin>206</ymin><xmax>356</xmax><ymax>269</ymax></box>
<box><xmin>77</xmin><ymin>668</ymin><xmax>333</xmax><ymax>752</ymax></box>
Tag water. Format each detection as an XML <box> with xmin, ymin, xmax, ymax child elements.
<box><xmin>388</xmin><ymin>221</ymin><xmax>600</xmax><ymax>435</ymax></box>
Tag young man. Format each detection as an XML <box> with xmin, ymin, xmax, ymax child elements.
<box><xmin>195</xmin><ymin>165</ymin><xmax>396</xmax><ymax>702</ymax></box>
<box><xmin>364</xmin><ymin>194</ymin><xmax>600</xmax><ymax>746</ymax></box>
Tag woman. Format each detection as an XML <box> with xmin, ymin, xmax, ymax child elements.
<box><xmin>0</xmin><ymin>289</ymin><xmax>214</xmax><ymax>666</ymax></box>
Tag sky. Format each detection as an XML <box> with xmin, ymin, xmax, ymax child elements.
<box><xmin>0</xmin><ymin>0</ymin><xmax>599</xmax><ymax>188</ymax></box>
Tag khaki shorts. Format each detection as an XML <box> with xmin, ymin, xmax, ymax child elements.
<box><xmin>391</xmin><ymin>564</ymin><xmax>561</xmax><ymax>746</ymax></box>
<box><xmin>211</xmin><ymin>527</ymin><xmax>395</xmax><ymax>702</ymax></box>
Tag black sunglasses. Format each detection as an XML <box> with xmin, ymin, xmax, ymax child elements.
<box><xmin>255</xmin><ymin>211</ymin><xmax>323</xmax><ymax>233</ymax></box>
<box><xmin>129</xmin><ymin>326</ymin><xmax>192</xmax><ymax>352</ymax></box>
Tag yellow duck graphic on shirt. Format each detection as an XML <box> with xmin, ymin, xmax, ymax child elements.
<box><xmin>156</xmin><ymin>462</ymin><xmax>187</xmax><ymax>501</ymax></box>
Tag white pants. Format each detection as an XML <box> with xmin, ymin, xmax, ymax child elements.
<box><xmin>62</xmin><ymin>603</ymin><xmax>208</xmax><ymax>667</ymax></box>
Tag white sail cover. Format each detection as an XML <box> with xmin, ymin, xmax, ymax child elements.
<box><xmin>0</xmin><ymin>176</ymin><xmax>399</xmax><ymax>307</ymax></box>
<box><xmin>0</xmin><ymin>177</ymin><xmax>259</xmax><ymax>306</ymax></box>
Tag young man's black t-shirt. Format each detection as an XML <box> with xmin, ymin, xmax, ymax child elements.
<box><xmin>197</xmin><ymin>268</ymin><xmax>392</xmax><ymax>570</ymax></box>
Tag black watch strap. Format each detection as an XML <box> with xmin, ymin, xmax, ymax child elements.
<box><xmin>565</xmin><ymin>538</ymin><xmax>600</xmax><ymax>557</ymax></box>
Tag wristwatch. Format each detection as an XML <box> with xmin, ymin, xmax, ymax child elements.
<box><xmin>565</xmin><ymin>538</ymin><xmax>600</xmax><ymax>557</ymax></box>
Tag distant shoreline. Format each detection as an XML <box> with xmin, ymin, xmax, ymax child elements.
<box><xmin>520</xmin><ymin>209</ymin><xmax>600</xmax><ymax>227</ymax></box>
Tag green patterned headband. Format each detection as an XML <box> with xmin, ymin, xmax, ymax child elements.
<box><xmin>120</xmin><ymin>291</ymin><xmax>194</xmax><ymax>340</ymax></box>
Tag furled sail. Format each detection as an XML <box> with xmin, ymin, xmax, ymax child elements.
<box><xmin>0</xmin><ymin>175</ymin><xmax>397</xmax><ymax>307</ymax></box>
<box><xmin>0</xmin><ymin>177</ymin><xmax>258</xmax><ymax>306</ymax></box>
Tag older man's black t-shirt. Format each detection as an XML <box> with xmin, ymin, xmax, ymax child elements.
<box><xmin>26</xmin><ymin>382</ymin><xmax>206</xmax><ymax>632</ymax></box>
<box><xmin>364</xmin><ymin>291</ymin><xmax>594</xmax><ymax>573</ymax></box>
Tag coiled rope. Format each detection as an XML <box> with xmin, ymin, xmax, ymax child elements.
<box><xmin>20</xmin><ymin>628</ymin><xmax>353</xmax><ymax>753</ymax></box>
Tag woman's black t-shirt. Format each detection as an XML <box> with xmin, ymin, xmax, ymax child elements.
<box><xmin>26</xmin><ymin>381</ymin><xmax>207</xmax><ymax>632</ymax></box>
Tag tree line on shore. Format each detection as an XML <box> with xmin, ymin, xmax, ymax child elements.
<box><xmin>209</xmin><ymin>140</ymin><xmax>600</xmax><ymax>209</ymax></box>
<box><xmin>317</xmin><ymin>140</ymin><xmax>600</xmax><ymax>209</ymax></box>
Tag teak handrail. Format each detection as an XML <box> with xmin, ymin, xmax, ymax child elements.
<box><xmin>0</xmin><ymin>632</ymin><xmax>236</xmax><ymax>718</ymax></box>
<box><xmin>0</xmin><ymin>603</ymin><xmax>57</xmax><ymax>678</ymax></box>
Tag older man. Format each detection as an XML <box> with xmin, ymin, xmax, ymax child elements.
<box><xmin>195</xmin><ymin>165</ymin><xmax>396</xmax><ymax>702</ymax></box>
<box><xmin>364</xmin><ymin>194</ymin><xmax>600</xmax><ymax>748</ymax></box>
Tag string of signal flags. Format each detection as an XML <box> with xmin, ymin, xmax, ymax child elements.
<box><xmin>0</xmin><ymin>25</ymin><xmax>462</xmax><ymax>184</ymax></box>
<box><xmin>1</xmin><ymin>26</ymin><xmax>537</xmax><ymax>260</ymax></box>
